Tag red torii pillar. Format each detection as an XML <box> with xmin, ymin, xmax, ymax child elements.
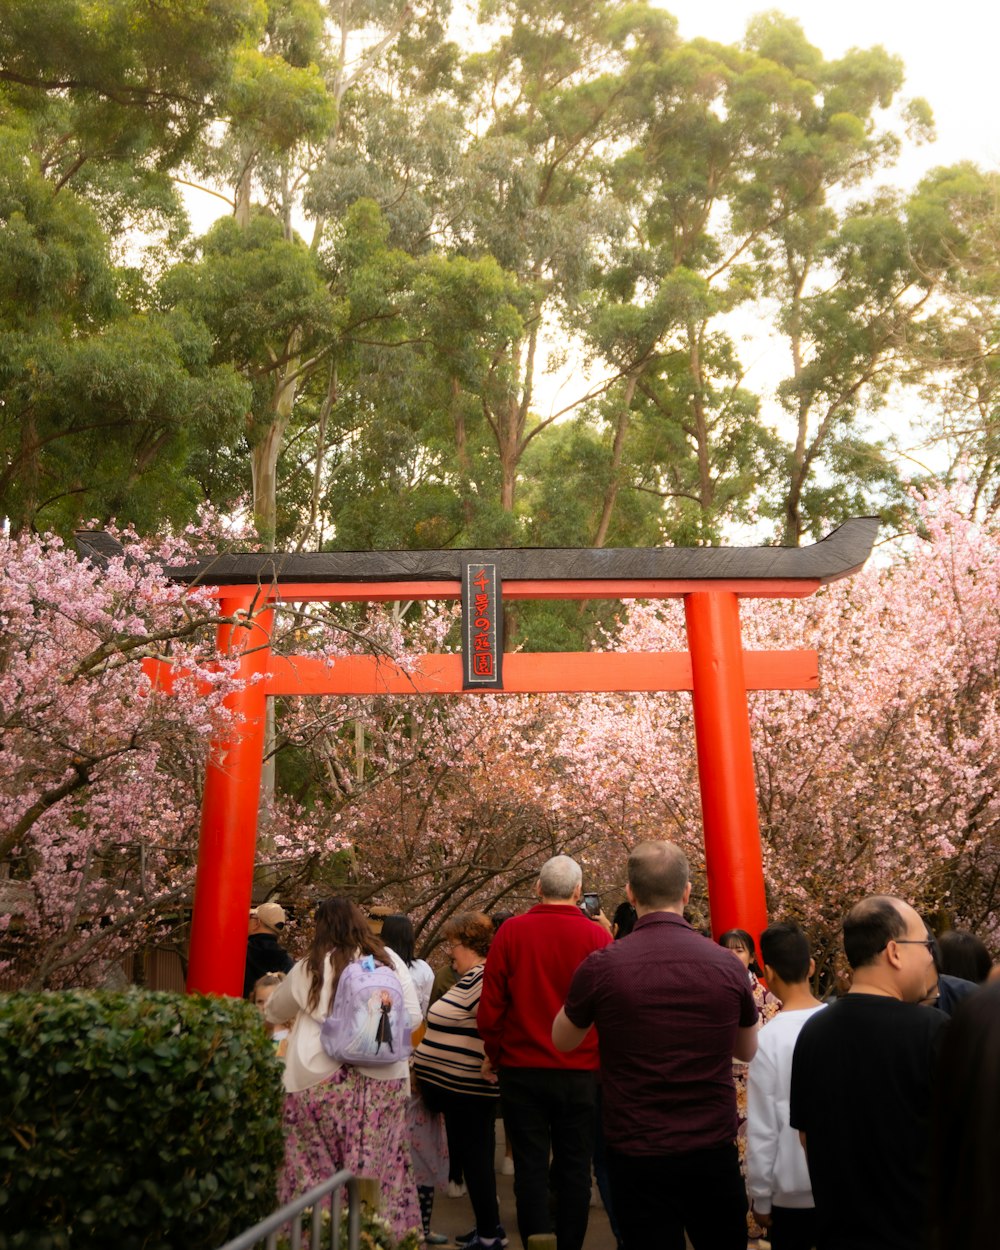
<box><xmin>98</xmin><ymin>519</ymin><xmax>877</xmax><ymax>996</ymax></box>
<box><xmin>685</xmin><ymin>591</ymin><xmax>768</xmax><ymax>946</ymax></box>
<box><xmin>186</xmin><ymin>592</ymin><xmax>274</xmax><ymax>996</ymax></box>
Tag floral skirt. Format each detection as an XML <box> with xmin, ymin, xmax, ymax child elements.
<box><xmin>280</xmin><ymin>1066</ymin><xmax>421</xmax><ymax>1241</ymax></box>
<box><xmin>734</xmin><ymin>1060</ymin><xmax>765</xmax><ymax>1240</ymax></box>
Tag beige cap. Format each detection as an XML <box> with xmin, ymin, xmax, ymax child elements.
<box><xmin>250</xmin><ymin>901</ymin><xmax>286</xmax><ymax>931</ymax></box>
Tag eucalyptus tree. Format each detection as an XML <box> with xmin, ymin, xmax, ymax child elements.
<box><xmin>429</xmin><ymin>0</ymin><xmax>677</xmax><ymax>533</ymax></box>
<box><xmin>0</xmin><ymin>0</ymin><xmax>260</xmax><ymax>534</ymax></box>
<box><xmin>904</xmin><ymin>163</ymin><xmax>1000</xmax><ymax>520</ymax></box>
<box><xmin>575</xmin><ymin>27</ymin><xmax>776</xmax><ymax>546</ymax></box>
<box><xmin>735</xmin><ymin>15</ymin><xmax>938</xmax><ymax>544</ymax></box>
<box><xmin>181</xmin><ymin>0</ymin><xmax>463</xmax><ymax>546</ymax></box>
<box><xmin>577</xmin><ymin>13</ymin><xmax>944</xmax><ymax>546</ymax></box>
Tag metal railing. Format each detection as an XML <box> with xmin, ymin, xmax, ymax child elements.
<box><xmin>217</xmin><ymin>1170</ymin><xmax>361</xmax><ymax>1250</ymax></box>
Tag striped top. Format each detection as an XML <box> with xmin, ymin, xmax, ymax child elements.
<box><xmin>412</xmin><ymin>963</ymin><xmax>498</xmax><ymax>1099</ymax></box>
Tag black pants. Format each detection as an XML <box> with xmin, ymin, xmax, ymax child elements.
<box><xmin>498</xmin><ymin>1068</ymin><xmax>597</xmax><ymax>1250</ymax></box>
<box><xmin>607</xmin><ymin>1142</ymin><xmax>747</xmax><ymax>1250</ymax></box>
<box><xmin>422</xmin><ymin>1083</ymin><xmax>499</xmax><ymax>1236</ymax></box>
<box><xmin>770</xmin><ymin>1205</ymin><xmax>818</xmax><ymax>1250</ymax></box>
<box><xmin>592</xmin><ymin>1085</ymin><xmax>620</xmax><ymax>1245</ymax></box>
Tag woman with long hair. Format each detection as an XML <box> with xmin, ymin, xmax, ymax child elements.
<box><xmin>382</xmin><ymin>913</ymin><xmax>435</xmax><ymax>1019</ymax></box>
<box><xmin>719</xmin><ymin>928</ymin><xmax>780</xmax><ymax>1246</ymax></box>
<box><xmin>265</xmin><ymin>897</ymin><xmax>422</xmax><ymax>1239</ymax></box>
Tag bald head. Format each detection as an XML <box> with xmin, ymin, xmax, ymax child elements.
<box><xmin>844</xmin><ymin>894</ymin><xmax>937</xmax><ymax>1004</ymax></box>
<box><xmin>843</xmin><ymin>895</ymin><xmax>909</xmax><ymax>969</ymax></box>
<box><xmin>627</xmin><ymin>841</ymin><xmax>690</xmax><ymax>910</ymax></box>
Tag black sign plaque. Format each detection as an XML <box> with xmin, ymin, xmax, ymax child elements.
<box><xmin>461</xmin><ymin>562</ymin><xmax>503</xmax><ymax>690</ymax></box>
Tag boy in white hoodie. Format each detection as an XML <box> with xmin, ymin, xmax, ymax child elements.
<box><xmin>747</xmin><ymin>923</ymin><xmax>825</xmax><ymax>1250</ymax></box>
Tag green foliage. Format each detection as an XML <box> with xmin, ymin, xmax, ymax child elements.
<box><xmin>265</xmin><ymin>0</ymin><xmax>327</xmax><ymax>69</ymax></box>
<box><xmin>0</xmin><ymin>0</ymin><xmax>266</xmax><ymax>180</ymax></box>
<box><xmin>0</xmin><ymin>133</ymin><xmax>250</xmax><ymax>534</ymax></box>
<box><xmin>3</xmin><ymin>0</ymin><xmax>999</xmax><ymax>549</ymax></box>
<box><xmin>164</xmin><ymin>211</ymin><xmax>340</xmax><ymax>392</ymax></box>
<box><xmin>277</xmin><ymin>1207</ymin><xmax>422</xmax><ymax>1250</ymax></box>
<box><xmin>0</xmin><ymin>989</ymin><xmax>284</xmax><ymax>1250</ymax></box>
<box><xmin>226</xmin><ymin>46</ymin><xmax>334</xmax><ymax>152</ymax></box>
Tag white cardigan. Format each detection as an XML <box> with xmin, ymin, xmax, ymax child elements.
<box><xmin>265</xmin><ymin>947</ymin><xmax>421</xmax><ymax>1093</ymax></box>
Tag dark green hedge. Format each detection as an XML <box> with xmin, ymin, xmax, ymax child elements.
<box><xmin>0</xmin><ymin>989</ymin><xmax>285</xmax><ymax>1250</ymax></box>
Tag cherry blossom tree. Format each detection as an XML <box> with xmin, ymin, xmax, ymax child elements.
<box><xmin>553</xmin><ymin>488</ymin><xmax>1000</xmax><ymax>983</ymax></box>
<box><xmin>0</xmin><ymin>527</ymin><xmax>243</xmax><ymax>987</ymax></box>
<box><xmin>0</xmin><ymin>521</ymin><xmax>361</xmax><ymax>988</ymax></box>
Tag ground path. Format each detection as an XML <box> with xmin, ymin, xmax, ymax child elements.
<box><xmin>429</xmin><ymin>1124</ymin><xmax>614</xmax><ymax>1250</ymax></box>
<box><xmin>428</xmin><ymin>1125</ymin><xmax>751</xmax><ymax>1250</ymax></box>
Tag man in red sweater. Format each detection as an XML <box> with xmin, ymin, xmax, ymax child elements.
<box><xmin>478</xmin><ymin>855</ymin><xmax>612</xmax><ymax>1250</ymax></box>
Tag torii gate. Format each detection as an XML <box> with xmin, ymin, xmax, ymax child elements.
<box><xmin>79</xmin><ymin>520</ymin><xmax>877</xmax><ymax>997</ymax></box>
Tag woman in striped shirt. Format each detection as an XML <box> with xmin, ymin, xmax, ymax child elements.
<box><xmin>413</xmin><ymin>912</ymin><xmax>503</xmax><ymax>1250</ymax></box>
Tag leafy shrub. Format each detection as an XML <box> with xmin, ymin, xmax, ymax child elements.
<box><xmin>276</xmin><ymin>1206</ymin><xmax>422</xmax><ymax>1250</ymax></box>
<box><xmin>0</xmin><ymin>989</ymin><xmax>285</xmax><ymax>1250</ymax></box>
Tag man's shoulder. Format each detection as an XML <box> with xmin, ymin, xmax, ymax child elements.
<box><xmin>797</xmin><ymin>993</ymin><xmax>947</xmax><ymax>1049</ymax></box>
<box><xmin>758</xmin><ymin>1005</ymin><xmax>825</xmax><ymax>1055</ymax></box>
<box><xmin>589</xmin><ymin>918</ymin><xmax>731</xmax><ymax>977</ymax></box>
<box><xmin>570</xmin><ymin>935</ymin><xmax>617</xmax><ymax>980</ymax></box>
<box><xmin>792</xmin><ymin>996</ymin><xmax>845</xmax><ymax>1046</ymax></box>
<box><xmin>487</xmin><ymin>909</ymin><xmax>533</xmax><ymax>954</ymax></box>
<box><xmin>247</xmin><ymin>932</ymin><xmax>290</xmax><ymax>959</ymax></box>
<box><xmin>509</xmin><ymin>906</ymin><xmax>610</xmax><ymax>946</ymax></box>
<box><xmin>664</xmin><ymin>926</ymin><xmax>754</xmax><ymax>986</ymax></box>
<box><xmin>570</xmin><ymin>912</ymin><xmax>613</xmax><ymax>952</ymax></box>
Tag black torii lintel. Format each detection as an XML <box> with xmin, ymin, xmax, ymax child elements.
<box><xmin>76</xmin><ymin>517</ymin><xmax>880</xmax><ymax>587</ymax></box>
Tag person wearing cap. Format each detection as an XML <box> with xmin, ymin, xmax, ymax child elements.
<box><xmin>244</xmin><ymin>901</ymin><xmax>294</xmax><ymax>997</ymax></box>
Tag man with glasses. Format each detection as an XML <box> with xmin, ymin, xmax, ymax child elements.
<box><xmin>789</xmin><ymin>896</ymin><xmax>948</xmax><ymax>1250</ymax></box>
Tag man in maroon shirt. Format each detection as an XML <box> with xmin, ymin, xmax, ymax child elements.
<box><xmin>478</xmin><ymin>855</ymin><xmax>612</xmax><ymax>1250</ymax></box>
<box><xmin>553</xmin><ymin>841</ymin><xmax>758</xmax><ymax>1250</ymax></box>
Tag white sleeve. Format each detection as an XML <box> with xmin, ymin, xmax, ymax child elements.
<box><xmin>264</xmin><ymin>958</ymin><xmax>308</xmax><ymax>1024</ymax></box>
<box><xmin>388</xmin><ymin>948</ymin><xmax>422</xmax><ymax>1030</ymax></box>
<box><xmin>746</xmin><ymin>1039</ymin><xmax>780</xmax><ymax>1213</ymax></box>
<box><xmin>411</xmin><ymin>960</ymin><xmax>434</xmax><ymax>1018</ymax></box>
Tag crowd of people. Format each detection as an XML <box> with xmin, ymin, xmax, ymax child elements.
<box><xmin>245</xmin><ymin>842</ymin><xmax>999</xmax><ymax>1250</ymax></box>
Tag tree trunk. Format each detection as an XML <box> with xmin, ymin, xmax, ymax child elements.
<box><xmin>251</xmin><ymin>349</ymin><xmax>301</xmax><ymax>548</ymax></box>
<box><xmin>452</xmin><ymin>376</ymin><xmax>475</xmax><ymax>529</ymax></box>
<box><xmin>782</xmin><ymin>266</ymin><xmax>809</xmax><ymax>547</ymax></box>
<box><xmin>13</xmin><ymin>411</ymin><xmax>39</xmax><ymax>535</ymax></box>
<box><xmin>594</xmin><ymin>373</ymin><xmax>639</xmax><ymax>548</ymax></box>
<box><xmin>251</xmin><ymin>421</ymin><xmax>285</xmax><ymax>550</ymax></box>
<box><xmin>500</xmin><ymin>405</ymin><xmax>518</xmax><ymax>514</ymax></box>
<box><xmin>688</xmin><ymin>327</ymin><xmax>714</xmax><ymax>521</ymax></box>
<box><xmin>234</xmin><ymin>158</ymin><xmax>253</xmax><ymax>227</ymax></box>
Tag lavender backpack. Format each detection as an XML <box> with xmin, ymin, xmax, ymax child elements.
<box><xmin>320</xmin><ymin>954</ymin><xmax>412</xmax><ymax>1066</ymax></box>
